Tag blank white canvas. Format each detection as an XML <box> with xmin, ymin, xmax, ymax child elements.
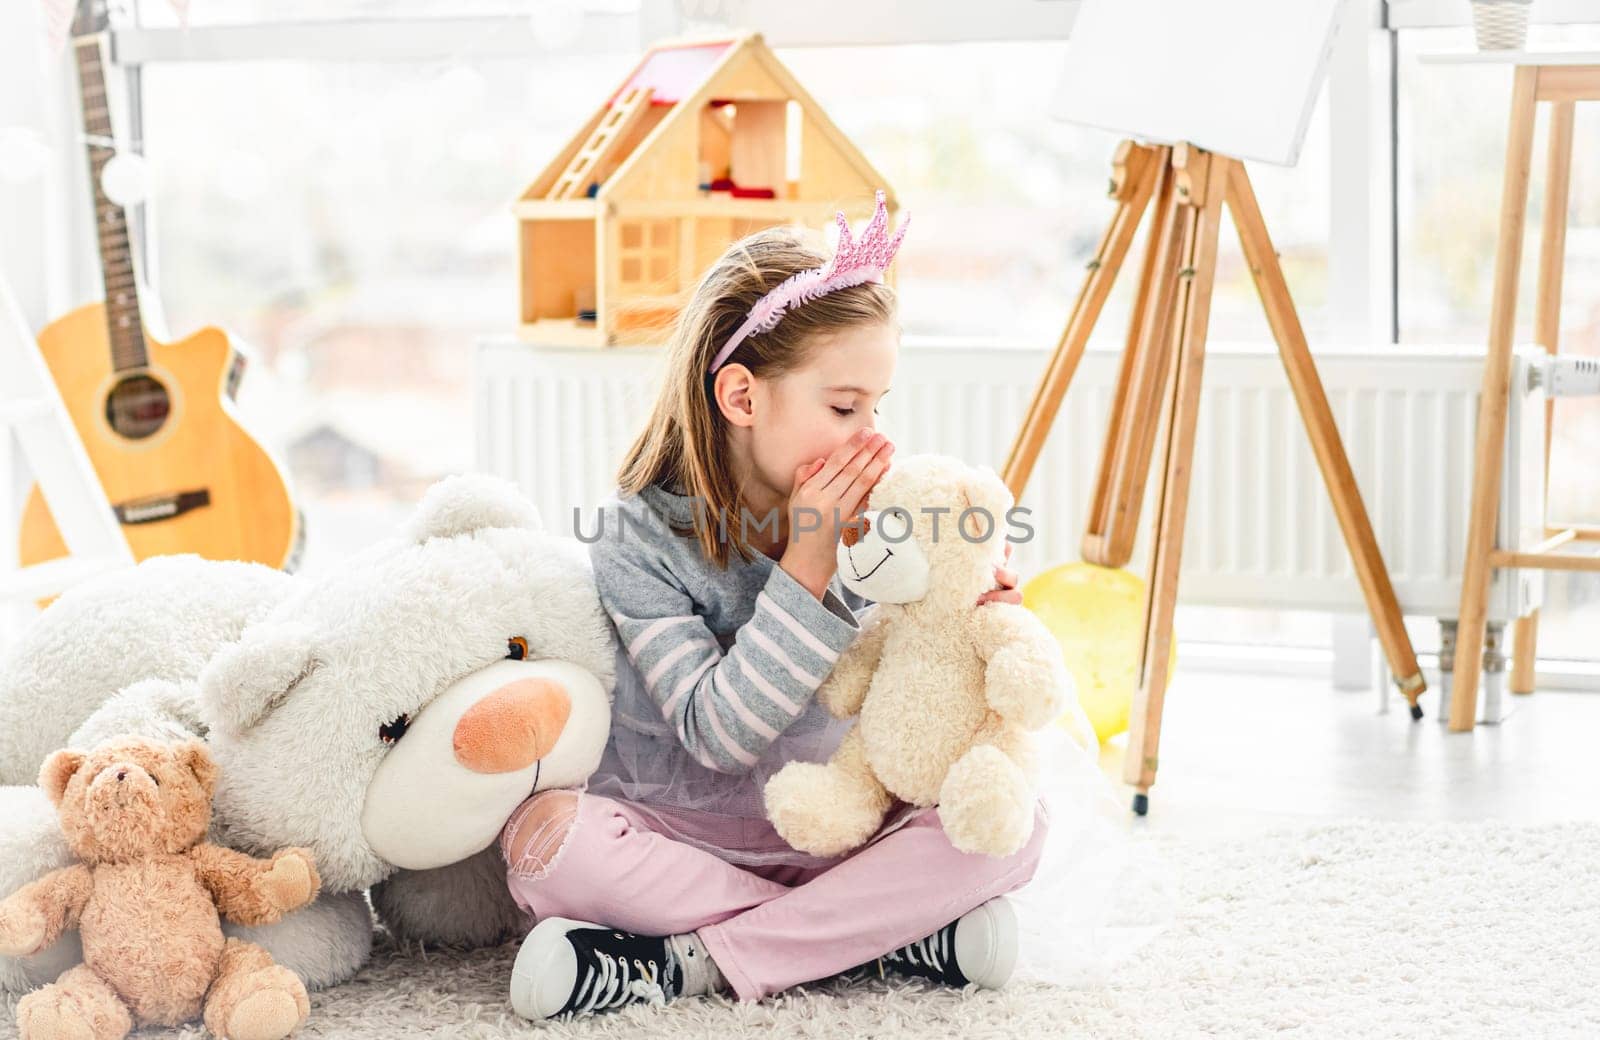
<box><xmin>1051</xmin><ymin>0</ymin><xmax>1344</xmax><ymax>167</ymax></box>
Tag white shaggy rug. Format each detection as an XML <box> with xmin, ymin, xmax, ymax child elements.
<box><xmin>5</xmin><ymin>820</ymin><xmax>1597</xmax><ymax>1039</ymax></box>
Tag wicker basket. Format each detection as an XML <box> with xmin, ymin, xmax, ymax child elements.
<box><xmin>1471</xmin><ymin>0</ymin><xmax>1532</xmax><ymax>50</ymax></box>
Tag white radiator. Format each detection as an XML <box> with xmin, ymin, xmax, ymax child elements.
<box><xmin>474</xmin><ymin>336</ymin><xmax>1545</xmax><ymax>625</ymax></box>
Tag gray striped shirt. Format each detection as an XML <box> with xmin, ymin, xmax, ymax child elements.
<box><xmin>584</xmin><ymin>480</ymin><xmax>872</xmax><ymax>776</ymax></box>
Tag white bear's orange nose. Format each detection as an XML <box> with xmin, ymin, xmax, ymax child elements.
<box><xmin>452</xmin><ymin>678</ymin><xmax>572</xmax><ymax>774</ymax></box>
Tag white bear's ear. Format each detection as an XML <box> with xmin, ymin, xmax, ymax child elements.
<box><xmin>199</xmin><ymin>622</ymin><xmax>319</xmax><ymax>735</ymax></box>
<box><xmin>953</xmin><ymin>465</ymin><xmax>1013</xmax><ymax>544</ymax></box>
<box><xmin>404</xmin><ymin>473</ymin><xmax>543</xmax><ymax>544</ymax></box>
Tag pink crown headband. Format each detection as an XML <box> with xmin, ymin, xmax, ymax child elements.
<box><xmin>707</xmin><ymin>189</ymin><xmax>909</xmax><ymax>375</ymax></box>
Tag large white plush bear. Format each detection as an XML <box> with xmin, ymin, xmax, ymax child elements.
<box><xmin>0</xmin><ymin>474</ymin><xmax>617</xmax><ymax>996</ymax></box>
<box><xmin>0</xmin><ymin>556</ymin><xmax>294</xmax><ymax>785</ymax></box>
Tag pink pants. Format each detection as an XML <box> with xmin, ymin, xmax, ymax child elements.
<box><xmin>500</xmin><ymin>792</ymin><xmax>1049</xmax><ymax>1002</ymax></box>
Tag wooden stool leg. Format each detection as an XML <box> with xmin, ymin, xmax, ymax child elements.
<box><xmin>1224</xmin><ymin>160</ymin><xmax>1428</xmax><ymax>714</ymax></box>
<box><xmin>1453</xmin><ymin>67</ymin><xmax>1540</xmax><ymax>732</ymax></box>
<box><xmin>1003</xmin><ymin>142</ymin><xmax>1163</xmax><ymax>499</ymax></box>
<box><xmin>1510</xmin><ymin>614</ymin><xmax>1539</xmax><ymax>694</ymax></box>
<box><xmin>1124</xmin><ymin>148</ymin><xmax>1226</xmax><ymax>813</ymax></box>
<box><xmin>1085</xmin><ymin>163</ymin><xmax>1185</xmax><ymax>566</ymax></box>
<box><xmin>1511</xmin><ymin>98</ymin><xmax>1575</xmax><ymax>696</ymax></box>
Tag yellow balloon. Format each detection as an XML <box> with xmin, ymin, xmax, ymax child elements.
<box><xmin>1022</xmin><ymin>562</ymin><xmax>1178</xmax><ymax>745</ymax></box>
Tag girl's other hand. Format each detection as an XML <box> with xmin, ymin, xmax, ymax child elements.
<box><xmin>780</xmin><ymin>429</ymin><xmax>894</xmax><ymax>598</ymax></box>
<box><xmin>976</xmin><ymin>541</ymin><xmax>1022</xmax><ymax>607</ymax></box>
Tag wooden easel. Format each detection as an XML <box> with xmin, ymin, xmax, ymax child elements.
<box><xmin>1450</xmin><ymin>61</ymin><xmax>1600</xmax><ymax>731</ymax></box>
<box><xmin>1002</xmin><ymin>140</ymin><xmax>1427</xmax><ymax>814</ymax></box>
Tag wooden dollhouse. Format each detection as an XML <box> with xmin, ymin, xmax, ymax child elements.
<box><xmin>514</xmin><ymin>32</ymin><xmax>898</xmax><ymax>346</ymax></box>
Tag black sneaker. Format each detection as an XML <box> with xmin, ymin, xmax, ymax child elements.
<box><xmin>510</xmin><ymin>917</ymin><xmax>681</xmax><ymax>1020</ymax></box>
<box><xmin>872</xmin><ymin>896</ymin><xmax>1019</xmax><ymax>990</ymax></box>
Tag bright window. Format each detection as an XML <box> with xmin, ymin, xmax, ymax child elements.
<box><xmin>138</xmin><ymin>36</ymin><xmax>1334</xmax><ymax>654</ymax></box>
<box><xmin>141</xmin><ymin>52</ymin><xmax>637</xmax><ymax>570</ymax></box>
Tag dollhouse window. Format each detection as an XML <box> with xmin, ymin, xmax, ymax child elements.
<box><xmin>618</xmin><ymin>219</ymin><xmax>676</xmax><ymax>289</ymax></box>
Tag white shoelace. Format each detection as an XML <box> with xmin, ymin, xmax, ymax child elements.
<box><xmin>881</xmin><ymin>926</ymin><xmax>953</xmax><ymax>976</ymax></box>
<box><xmin>569</xmin><ymin>950</ymin><xmax>670</xmax><ymax>1015</ymax></box>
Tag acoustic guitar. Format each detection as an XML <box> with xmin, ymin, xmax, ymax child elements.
<box><xmin>19</xmin><ymin>4</ymin><xmax>302</xmax><ymax>574</ymax></box>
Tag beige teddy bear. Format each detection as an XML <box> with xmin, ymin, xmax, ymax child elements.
<box><xmin>0</xmin><ymin>737</ymin><xmax>320</xmax><ymax>1040</ymax></box>
<box><xmin>764</xmin><ymin>454</ymin><xmax>1086</xmax><ymax>859</ymax></box>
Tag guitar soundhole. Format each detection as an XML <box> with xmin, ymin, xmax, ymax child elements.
<box><xmin>105</xmin><ymin>374</ymin><xmax>172</xmax><ymax>440</ymax></box>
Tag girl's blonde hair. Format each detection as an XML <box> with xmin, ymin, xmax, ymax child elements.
<box><xmin>616</xmin><ymin>224</ymin><xmax>897</xmax><ymax>569</ymax></box>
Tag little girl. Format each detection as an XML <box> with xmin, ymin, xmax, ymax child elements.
<box><xmin>498</xmin><ymin>193</ymin><xmax>1050</xmax><ymax>1020</ymax></box>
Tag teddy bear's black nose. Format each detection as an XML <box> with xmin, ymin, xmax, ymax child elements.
<box><xmin>116</xmin><ymin>769</ymin><xmax>127</xmax><ymax>781</ymax></box>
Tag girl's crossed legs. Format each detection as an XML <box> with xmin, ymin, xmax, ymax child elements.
<box><xmin>499</xmin><ymin>789</ymin><xmax>1050</xmax><ymax>1003</ymax></box>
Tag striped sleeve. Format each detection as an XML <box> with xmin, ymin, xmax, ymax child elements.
<box><xmin>590</xmin><ymin>535</ymin><xmax>864</xmax><ymax>776</ymax></box>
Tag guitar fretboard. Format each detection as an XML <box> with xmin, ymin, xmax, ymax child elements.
<box><xmin>75</xmin><ymin>34</ymin><xmax>148</xmax><ymax>373</ymax></box>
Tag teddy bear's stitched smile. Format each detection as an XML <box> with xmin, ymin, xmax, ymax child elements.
<box><xmin>846</xmin><ymin>543</ymin><xmax>894</xmax><ymax>581</ymax></box>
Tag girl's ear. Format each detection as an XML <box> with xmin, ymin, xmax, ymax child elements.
<box><xmin>713</xmin><ymin>364</ymin><xmax>758</xmax><ymax>428</ymax></box>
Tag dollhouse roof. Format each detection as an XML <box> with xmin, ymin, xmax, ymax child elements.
<box><xmin>517</xmin><ymin>31</ymin><xmax>892</xmax><ymax>209</ymax></box>
<box><xmin>609</xmin><ymin>40</ymin><xmax>734</xmax><ymax>106</ymax></box>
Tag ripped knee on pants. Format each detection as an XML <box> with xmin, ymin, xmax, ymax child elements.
<box><xmin>500</xmin><ymin>790</ymin><xmax>580</xmax><ymax>882</ymax></box>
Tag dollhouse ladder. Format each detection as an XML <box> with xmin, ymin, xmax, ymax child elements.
<box><xmin>548</xmin><ymin>85</ymin><xmax>655</xmax><ymax>200</ymax></box>
<box><xmin>0</xmin><ymin>274</ymin><xmax>134</xmax><ymax>602</ymax></box>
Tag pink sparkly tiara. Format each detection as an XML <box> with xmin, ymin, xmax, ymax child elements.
<box><xmin>707</xmin><ymin>189</ymin><xmax>909</xmax><ymax>375</ymax></box>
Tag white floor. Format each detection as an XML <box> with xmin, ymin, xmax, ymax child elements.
<box><xmin>1110</xmin><ymin>668</ymin><xmax>1600</xmax><ymax>836</ymax></box>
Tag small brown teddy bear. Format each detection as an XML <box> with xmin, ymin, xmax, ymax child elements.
<box><xmin>0</xmin><ymin>737</ymin><xmax>320</xmax><ymax>1040</ymax></box>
